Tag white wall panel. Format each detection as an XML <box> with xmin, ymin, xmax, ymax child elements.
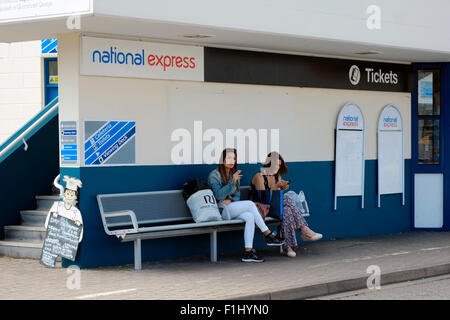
<box><xmin>78</xmin><ymin>76</ymin><xmax>411</xmax><ymax>166</ymax></box>
<box><xmin>415</xmin><ymin>174</ymin><xmax>444</xmax><ymax>228</ymax></box>
<box><xmin>0</xmin><ymin>40</ymin><xmax>42</xmax><ymax>145</ymax></box>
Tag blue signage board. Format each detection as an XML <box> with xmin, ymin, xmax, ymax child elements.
<box><xmin>60</xmin><ymin>121</ymin><xmax>78</xmax><ymax>165</ymax></box>
<box><xmin>84</xmin><ymin>120</ymin><xmax>136</xmax><ymax>166</ymax></box>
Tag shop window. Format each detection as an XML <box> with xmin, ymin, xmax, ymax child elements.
<box><xmin>418</xmin><ymin>120</ymin><xmax>440</xmax><ymax>164</ymax></box>
<box><xmin>417</xmin><ymin>69</ymin><xmax>441</xmax><ymax>165</ymax></box>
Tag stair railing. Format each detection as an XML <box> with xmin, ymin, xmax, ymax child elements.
<box><xmin>0</xmin><ymin>98</ymin><xmax>58</xmax><ymax>163</ymax></box>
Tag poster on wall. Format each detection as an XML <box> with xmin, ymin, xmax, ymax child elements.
<box><xmin>334</xmin><ymin>102</ymin><xmax>365</xmax><ymax>210</ymax></box>
<box><xmin>84</xmin><ymin>120</ymin><xmax>136</xmax><ymax>166</ymax></box>
<box><xmin>378</xmin><ymin>105</ymin><xmax>404</xmax><ymax>207</ymax></box>
<box><xmin>418</xmin><ymin>73</ymin><xmax>433</xmax><ymax>107</ymax></box>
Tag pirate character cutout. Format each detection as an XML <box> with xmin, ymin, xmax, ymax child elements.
<box><xmin>45</xmin><ymin>175</ymin><xmax>84</xmax><ymax>242</ymax></box>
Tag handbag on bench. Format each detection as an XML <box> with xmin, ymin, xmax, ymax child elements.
<box><xmin>183</xmin><ymin>179</ymin><xmax>222</xmax><ymax>223</ymax></box>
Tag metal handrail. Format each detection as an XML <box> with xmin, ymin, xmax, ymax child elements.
<box><xmin>0</xmin><ymin>101</ymin><xmax>59</xmax><ymax>161</ymax></box>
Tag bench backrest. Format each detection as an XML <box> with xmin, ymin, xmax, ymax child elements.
<box><xmin>98</xmin><ymin>186</ymin><xmax>251</xmax><ymax>228</ymax></box>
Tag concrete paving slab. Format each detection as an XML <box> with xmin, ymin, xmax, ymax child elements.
<box><xmin>1</xmin><ymin>231</ymin><xmax>450</xmax><ymax>300</ymax></box>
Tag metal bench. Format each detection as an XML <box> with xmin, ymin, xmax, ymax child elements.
<box><xmin>97</xmin><ymin>186</ymin><xmax>281</xmax><ymax>270</ymax></box>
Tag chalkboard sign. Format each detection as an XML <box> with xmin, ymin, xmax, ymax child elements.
<box><xmin>40</xmin><ymin>214</ymin><xmax>82</xmax><ymax>268</ymax></box>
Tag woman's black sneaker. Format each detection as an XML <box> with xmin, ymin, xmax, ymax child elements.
<box><xmin>265</xmin><ymin>232</ymin><xmax>285</xmax><ymax>246</ymax></box>
<box><xmin>241</xmin><ymin>249</ymin><xmax>264</xmax><ymax>263</ymax></box>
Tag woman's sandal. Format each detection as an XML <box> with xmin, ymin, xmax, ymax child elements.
<box><xmin>301</xmin><ymin>232</ymin><xmax>323</xmax><ymax>242</ymax></box>
<box><xmin>286</xmin><ymin>250</ymin><xmax>296</xmax><ymax>258</ymax></box>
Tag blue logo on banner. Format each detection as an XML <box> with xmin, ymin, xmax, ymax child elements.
<box><xmin>84</xmin><ymin>121</ymin><xmax>136</xmax><ymax>165</ymax></box>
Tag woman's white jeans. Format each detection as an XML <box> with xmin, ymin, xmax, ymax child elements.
<box><xmin>224</xmin><ymin>200</ymin><xmax>269</xmax><ymax>249</ymax></box>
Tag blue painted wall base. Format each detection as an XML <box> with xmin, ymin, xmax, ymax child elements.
<box><xmin>61</xmin><ymin>160</ymin><xmax>411</xmax><ymax>268</ymax></box>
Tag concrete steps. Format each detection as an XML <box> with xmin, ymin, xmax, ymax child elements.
<box><xmin>0</xmin><ymin>240</ymin><xmax>43</xmax><ymax>259</ymax></box>
<box><xmin>35</xmin><ymin>195</ymin><xmax>59</xmax><ymax>211</ymax></box>
<box><xmin>0</xmin><ymin>194</ymin><xmax>58</xmax><ymax>259</ymax></box>
<box><xmin>4</xmin><ymin>225</ymin><xmax>47</xmax><ymax>242</ymax></box>
<box><xmin>20</xmin><ymin>210</ymin><xmax>48</xmax><ymax>226</ymax></box>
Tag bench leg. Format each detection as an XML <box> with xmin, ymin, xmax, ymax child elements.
<box><xmin>210</xmin><ymin>230</ymin><xmax>217</xmax><ymax>263</ymax></box>
<box><xmin>134</xmin><ymin>239</ymin><xmax>142</xmax><ymax>270</ymax></box>
<box><xmin>277</xmin><ymin>225</ymin><xmax>284</xmax><ymax>254</ymax></box>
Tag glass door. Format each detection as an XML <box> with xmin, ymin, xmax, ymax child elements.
<box><xmin>412</xmin><ymin>66</ymin><xmax>444</xmax><ymax>229</ymax></box>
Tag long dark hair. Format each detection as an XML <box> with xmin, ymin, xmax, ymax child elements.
<box><xmin>262</xmin><ymin>151</ymin><xmax>288</xmax><ymax>177</ymax></box>
<box><xmin>218</xmin><ymin>148</ymin><xmax>240</xmax><ymax>189</ymax></box>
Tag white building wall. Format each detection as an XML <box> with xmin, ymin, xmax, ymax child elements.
<box><xmin>78</xmin><ymin>76</ymin><xmax>411</xmax><ymax>166</ymax></box>
<box><xmin>0</xmin><ymin>40</ymin><xmax>42</xmax><ymax>144</ymax></box>
<box><xmin>57</xmin><ymin>34</ymin><xmax>411</xmax><ymax>168</ymax></box>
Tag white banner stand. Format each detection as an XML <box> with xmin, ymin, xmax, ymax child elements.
<box><xmin>334</xmin><ymin>102</ymin><xmax>365</xmax><ymax>210</ymax></box>
<box><xmin>377</xmin><ymin>105</ymin><xmax>404</xmax><ymax>207</ymax></box>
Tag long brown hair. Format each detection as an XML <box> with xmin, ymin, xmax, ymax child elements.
<box><xmin>262</xmin><ymin>151</ymin><xmax>288</xmax><ymax>177</ymax></box>
<box><xmin>218</xmin><ymin>148</ymin><xmax>240</xmax><ymax>189</ymax></box>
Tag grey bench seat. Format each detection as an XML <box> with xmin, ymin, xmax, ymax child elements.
<box><xmin>97</xmin><ymin>186</ymin><xmax>281</xmax><ymax>270</ymax></box>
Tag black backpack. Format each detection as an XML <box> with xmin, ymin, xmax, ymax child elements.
<box><xmin>182</xmin><ymin>179</ymin><xmax>212</xmax><ymax>201</ymax></box>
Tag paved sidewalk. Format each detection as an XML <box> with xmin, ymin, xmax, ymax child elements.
<box><xmin>1</xmin><ymin>231</ymin><xmax>450</xmax><ymax>300</ymax></box>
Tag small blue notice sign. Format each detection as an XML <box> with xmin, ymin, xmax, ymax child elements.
<box><xmin>60</xmin><ymin>121</ymin><xmax>78</xmax><ymax>165</ymax></box>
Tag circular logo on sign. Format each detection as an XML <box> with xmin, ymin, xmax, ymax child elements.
<box><xmin>349</xmin><ymin>65</ymin><xmax>361</xmax><ymax>85</ymax></box>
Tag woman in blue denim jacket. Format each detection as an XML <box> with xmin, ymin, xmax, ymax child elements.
<box><xmin>208</xmin><ymin>148</ymin><xmax>284</xmax><ymax>263</ymax></box>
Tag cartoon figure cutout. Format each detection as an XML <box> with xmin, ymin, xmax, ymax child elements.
<box><xmin>40</xmin><ymin>175</ymin><xmax>84</xmax><ymax>268</ymax></box>
<box><xmin>45</xmin><ymin>175</ymin><xmax>84</xmax><ymax>242</ymax></box>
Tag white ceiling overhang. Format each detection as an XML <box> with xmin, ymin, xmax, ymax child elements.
<box><xmin>1</xmin><ymin>11</ymin><xmax>449</xmax><ymax>63</ymax></box>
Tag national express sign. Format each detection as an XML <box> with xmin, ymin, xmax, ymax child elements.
<box><xmin>81</xmin><ymin>37</ymin><xmax>411</xmax><ymax>92</ymax></box>
<box><xmin>81</xmin><ymin>36</ymin><xmax>204</xmax><ymax>81</ymax></box>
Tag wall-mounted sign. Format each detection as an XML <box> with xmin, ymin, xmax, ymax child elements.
<box><xmin>204</xmin><ymin>48</ymin><xmax>412</xmax><ymax>92</ymax></box>
<box><xmin>84</xmin><ymin>120</ymin><xmax>136</xmax><ymax>166</ymax></box>
<box><xmin>334</xmin><ymin>102</ymin><xmax>365</xmax><ymax>210</ymax></box>
<box><xmin>81</xmin><ymin>37</ymin><xmax>204</xmax><ymax>82</ymax></box>
<box><xmin>49</xmin><ymin>76</ymin><xmax>58</xmax><ymax>84</ymax></box>
<box><xmin>0</xmin><ymin>0</ymin><xmax>91</xmax><ymax>23</ymax></box>
<box><xmin>378</xmin><ymin>105</ymin><xmax>404</xmax><ymax>207</ymax></box>
<box><xmin>60</xmin><ymin>121</ymin><xmax>78</xmax><ymax>166</ymax></box>
<box><xmin>41</xmin><ymin>39</ymin><xmax>58</xmax><ymax>55</ymax></box>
